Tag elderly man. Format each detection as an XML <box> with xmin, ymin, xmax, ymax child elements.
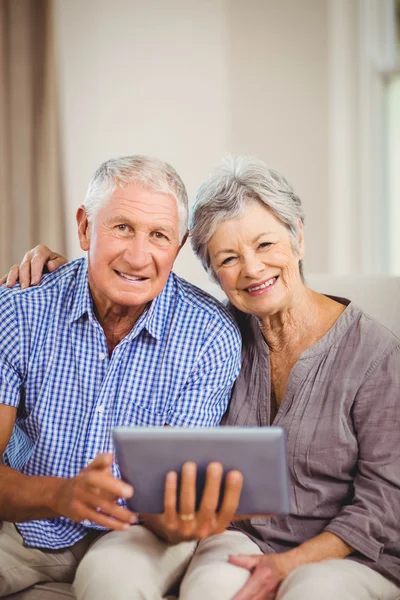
<box><xmin>0</xmin><ymin>155</ymin><xmax>244</xmax><ymax>599</ymax></box>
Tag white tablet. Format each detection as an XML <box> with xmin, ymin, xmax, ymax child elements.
<box><xmin>113</xmin><ymin>426</ymin><xmax>291</xmax><ymax>515</ymax></box>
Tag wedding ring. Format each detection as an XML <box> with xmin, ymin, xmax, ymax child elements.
<box><xmin>179</xmin><ymin>513</ymin><xmax>195</xmax><ymax>521</ymax></box>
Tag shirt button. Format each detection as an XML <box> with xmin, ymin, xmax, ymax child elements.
<box><xmin>96</xmin><ymin>405</ymin><xmax>105</xmax><ymax>414</ymax></box>
<box><xmin>82</xmin><ymin>519</ymin><xmax>91</xmax><ymax>527</ymax></box>
<box><xmin>99</xmin><ymin>352</ymin><xmax>106</xmax><ymax>360</ymax></box>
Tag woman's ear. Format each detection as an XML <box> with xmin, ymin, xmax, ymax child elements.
<box><xmin>76</xmin><ymin>206</ymin><xmax>91</xmax><ymax>251</ymax></box>
<box><xmin>297</xmin><ymin>220</ymin><xmax>305</xmax><ymax>260</ymax></box>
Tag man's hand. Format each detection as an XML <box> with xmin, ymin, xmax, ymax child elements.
<box><xmin>229</xmin><ymin>553</ymin><xmax>289</xmax><ymax>600</ymax></box>
<box><xmin>53</xmin><ymin>453</ymin><xmax>137</xmax><ymax>531</ymax></box>
<box><xmin>142</xmin><ymin>461</ymin><xmax>243</xmax><ymax>543</ymax></box>
<box><xmin>0</xmin><ymin>245</ymin><xmax>68</xmax><ymax>289</ymax></box>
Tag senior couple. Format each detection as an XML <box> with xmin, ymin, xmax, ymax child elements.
<box><xmin>0</xmin><ymin>155</ymin><xmax>399</xmax><ymax>600</ymax></box>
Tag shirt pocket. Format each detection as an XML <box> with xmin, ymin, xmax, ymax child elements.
<box><xmin>119</xmin><ymin>398</ymin><xmax>168</xmax><ymax>427</ymax></box>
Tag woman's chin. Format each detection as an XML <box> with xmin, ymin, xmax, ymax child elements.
<box><xmin>228</xmin><ymin>291</ymin><xmax>285</xmax><ymax>317</ymax></box>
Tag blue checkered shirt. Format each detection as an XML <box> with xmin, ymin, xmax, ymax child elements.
<box><xmin>0</xmin><ymin>258</ymin><xmax>241</xmax><ymax>549</ymax></box>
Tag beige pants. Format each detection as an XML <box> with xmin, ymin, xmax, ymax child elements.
<box><xmin>0</xmin><ymin>522</ymin><xmax>259</xmax><ymax>599</ymax></box>
<box><xmin>1</xmin><ymin>522</ymin><xmax>399</xmax><ymax>600</ymax></box>
<box><xmin>73</xmin><ymin>526</ymin><xmax>261</xmax><ymax>600</ymax></box>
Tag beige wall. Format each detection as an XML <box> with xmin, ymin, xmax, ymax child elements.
<box><xmin>54</xmin><ymin>0</ymin><xmax>336</xmax><ymax>298</ymax></box>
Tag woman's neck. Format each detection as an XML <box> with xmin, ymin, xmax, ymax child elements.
<box><xmin>259</xmin><ymin>286</ymin><xmax>345</xmax><ymax>354</ymax></box>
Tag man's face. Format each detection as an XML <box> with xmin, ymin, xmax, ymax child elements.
<box><xmin>77</xmin><ymin>183</ymin><xmax>184</xmax><ymax>316</ymax></box>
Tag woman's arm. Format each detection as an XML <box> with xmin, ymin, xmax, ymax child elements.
<box><xmin>229</xmin><ymin>531</ymin><xmax>353</xmax><ymax>600</ymax></box>
<box><xmin>0</xmin><ymin>246</ymin><xmax>67</xmax><ymax>288</ymax></box>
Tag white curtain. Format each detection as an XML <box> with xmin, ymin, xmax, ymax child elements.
<box><xmin>0</xmin><ymin>0</ymin><xmax>66</xmax><ymax>275</ymax></box>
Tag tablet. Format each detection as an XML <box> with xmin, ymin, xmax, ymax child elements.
<box><xmin>113</xmin><ymin>426</ymin><xmax>291</xmax><ymax>515</ymax></box>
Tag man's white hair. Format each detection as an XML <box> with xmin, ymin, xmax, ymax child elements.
<box><xmin>84</xmin><ymin>155</ymin><xmax>189</xmax><ymax>242</ymax></box>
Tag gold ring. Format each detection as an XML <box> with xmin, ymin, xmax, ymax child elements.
<box><xmin>179</xmin><ymin>513</ymin><xmax>195</xmax><ymax>521</ymax></box>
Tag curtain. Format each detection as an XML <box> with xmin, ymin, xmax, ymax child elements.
<box><xmin>0</xmin><ymin>0</ymin><xmax>66</xmax><ymax>276</ymax></box>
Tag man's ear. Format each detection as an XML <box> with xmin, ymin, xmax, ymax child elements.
<box><xmin>297</xmin><ymin>220</ymin><xmax>305</xmax><ymax>260</ymax></box>
<box><xmin>76</xmin><ymin>206</ymin><xmax>91</xmax><ymax>251</ymax></box>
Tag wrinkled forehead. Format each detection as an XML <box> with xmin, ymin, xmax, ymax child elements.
<box><xmin>100</xmin><ymin>183</ymin><xmax>180</xmax><ymax>226</ymax></box>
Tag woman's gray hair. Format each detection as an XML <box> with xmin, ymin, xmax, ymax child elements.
<box><xmin>190</xmin><ymin>156</ymin><xmax>305</xmax><ymax>279</ymax></box>
<box><xmin>84</xmin><ymin>155</ymin><xmax>189</xmax><ymax>241</ymax></box>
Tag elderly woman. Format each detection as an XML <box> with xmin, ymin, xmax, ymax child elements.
<box><xmin>3</xmin><ymin>157</ymin><xmax>400</xmax><ymax>600</ymax></box>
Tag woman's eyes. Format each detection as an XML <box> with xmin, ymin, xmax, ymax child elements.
<box><xmin>258</xmin><ymin>242</ymin><xmax>271</xmax><ymax>249</ymax></box>
<box><xmin>221</xmin><ymin>256</ymin><xmax>237</xmax><ymax>266</ymax></box>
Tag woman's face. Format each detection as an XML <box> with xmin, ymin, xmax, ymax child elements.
<box><xmin>208</xmin><ymin>200</ymin><xmax>304</xmax><ymax>319</ymax></box>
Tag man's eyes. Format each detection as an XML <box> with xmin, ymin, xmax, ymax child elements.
<box><xmin>152</xmin><ymin>231</ymin><xmax>167</xmax><ymax>240</ymax></box>
<box><xmin>115</xmin><ymin>224</ymin><xmax>131</xmax><ymax>233</ymax></box>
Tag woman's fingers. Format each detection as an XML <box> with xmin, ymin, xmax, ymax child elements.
<box><xmin>4</xmin><ymin>265</ymin><xmax>20</xmax><ymax>288</ymax></box>
<box><xmin>229</xmin><ymin>554</ymin><xmax>262</xmax><ymax>570</ymax></box>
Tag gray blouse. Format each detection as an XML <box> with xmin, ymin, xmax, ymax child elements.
<box><xmin>224</xmin><ymin>298</ymin><xmax>400</xmax><ymax>586</ymax></box>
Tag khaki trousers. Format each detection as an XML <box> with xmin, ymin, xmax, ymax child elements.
<box><xmin>1</xmin><ymin>521</ymin><xmax>399</xmax><ymax>600</ymax></box>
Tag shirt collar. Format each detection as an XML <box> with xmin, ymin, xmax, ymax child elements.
<box><xmin>69</xmin><ymin>258</ymin><xmax>174</xmax><ymax>341</ymax></box>
<box><xmin>69</xmin><ymin>258</ymin><xmax>93</xmax><ymax>324</ymax></box>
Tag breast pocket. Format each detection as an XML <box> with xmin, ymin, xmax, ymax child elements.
<box><xmin>120</xmin><ymin>398</ymin><xmax>168</xmax><ymax>427</ymax></box>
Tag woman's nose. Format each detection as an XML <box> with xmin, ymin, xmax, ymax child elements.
<box><xmin>242</xmin><ymin>253</ymin><xmax>265</xmax><ymax>278</ymax></box>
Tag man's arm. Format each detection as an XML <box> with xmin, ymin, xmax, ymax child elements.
<box><xmin>0</xmin><ymin>405</ymin><xmax>136</xmax><ymax>527</ymax></box>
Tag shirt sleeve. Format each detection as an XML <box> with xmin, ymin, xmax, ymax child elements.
<box><xmin>324</xmin><ymin>344</ymin><xmax>400</xmax><ymax>562</ymax></box>
<box><xmin>0</xmin><ymin>290</ymin><xmax>23</xmax><ymax>408</ymax></box>
<box><xmin>166</xmin><ymin>316</ymin><xmax>241</xmax><ymax>427</ymax></box>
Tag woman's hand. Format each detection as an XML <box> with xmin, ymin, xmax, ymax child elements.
<box><xmin>229</xmin><ymin>553</ymin><xmax>289</xmax><ymax>600</ymax></box>
<box><xmin>142</xmin><ymin>461</ymin><xmax>243</xmax><ymax>543</ymax></box>
<box><xmin>229</xmin><ymin>531</ymin><xmax>353</xmax><ymax>600</ymax></box>
<box><xmin>0</xmin><ymin>245</ymin><xmax>68</xmax><ymax>289</ymax></box>
<box><xmin>53</xmin><ymin>453</ymin><xmax>137</xmax><ymax>531</ymax></box>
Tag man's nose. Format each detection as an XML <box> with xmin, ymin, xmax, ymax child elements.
<box><xmin>123</xmin><ymin>235</ymin><xmax>152</xmax><ymax>268</ymax></box>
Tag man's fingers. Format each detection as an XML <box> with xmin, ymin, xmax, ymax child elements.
<box><xmin>85</xmin><ymin>493</ymin><xmax>137</xmax><ymax>525</ymax></box>
<box><xmin>215</xmin><ymin>470</ymin><xmax>243</xmax><ymax>532</ymax></box>
<box><xmin>0</xmin><ymin>274</ymin><xmax>7</xmax><ymax>285</ymax></box>
<box><xmin>82</xmin><ymin>453</ymin><xmax>133</xmax><ymax>499</ymax></box>
<box><xmin>83</xmin><ymin>471</ymin><xmax>133</xmax><ymax>500</ymax></box>
<box><xmin>82</xmin><ymin>507</ymin><xmax>134</xmax><ymax>531</ymax></box>
<box><xmin>196</xmin><ymin>462</ymin><xmax>223</xmax><ymax>536</ymax></box>
<box><xmin>164</xmin><ymin>470</ymin><xmax>179</xmax><ymax>529</ymax></box>
<box><xmin>199</xmin><ymin>462</ymin><xmax>223</xmax><ymax>514</ymax></box>
<box><xmin>179</xmin><ymin>461</ymin><xmax>197</xmax><ymax>534</ymax></box>
<box><xmin>84</xmin><ymin>452</ymin><xmax>114</xmax><ymax>470</ymax></box>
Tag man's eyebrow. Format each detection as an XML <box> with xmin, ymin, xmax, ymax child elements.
<box><xmin>214</xmin><ymin>232</ymin><xmax>275</xmax><ymax>257</ymax></box>
<box><xmin>106</xmin><ymin>215</ymin><xmax>175</xmax><ymax>234</ymax></box>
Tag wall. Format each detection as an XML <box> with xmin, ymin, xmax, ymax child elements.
<box><xmin>54</xmin><ymin>0</ymin><xmax>336</xmax><ymax>298</ymax></box>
